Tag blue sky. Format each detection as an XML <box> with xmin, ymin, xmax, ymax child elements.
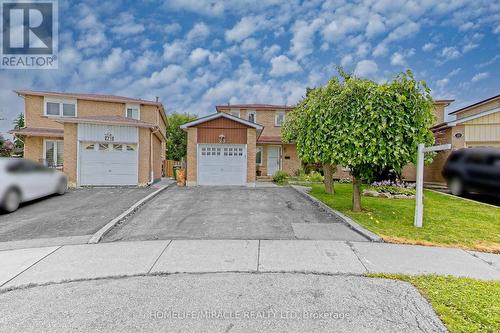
<box><xmin>1</xmin><ymin>0</ymin><xmax>499</xmax><ymax>135</ymax></box>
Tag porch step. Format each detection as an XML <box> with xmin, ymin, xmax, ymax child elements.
<box><xmin>257</xmin><ymin>176</ymin><xmax>273</xmax><ymax>182</ymax></box>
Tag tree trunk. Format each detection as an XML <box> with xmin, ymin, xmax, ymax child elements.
<box><xmin>352</xmin><ymin>175</ymin><xmax>362</xmax><ymax>212</ymax></box>
<box><xmin>322</xmin><ymin>163</ymin><xmax>335</xmax><ymax>194</ymax></box>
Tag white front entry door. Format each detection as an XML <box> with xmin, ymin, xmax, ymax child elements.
<box><xmin>79</xmin><ymin>142</ymin><xmax>138</xmax><ymax>186</ymax></box>
<box><xmin>198</xmin><ymin>144</ymin><xmax>247</xmax><ymax>185</ymax></box>
<box><xmin>267</xmin><ymin>146</ymin><xmax>281</xmax><ymax>176</ymax></box>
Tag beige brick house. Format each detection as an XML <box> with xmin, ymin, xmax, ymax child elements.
<box><xmin>181</xmin><ymin>104</ymin><xmax>302</xmax><ymax>186</ymax></box>
<box><xmin>403</xmin><ymin>94</ymin><xmax>500</xmax><ymax>184</ymax></box>
<box><xmin>10</xmin><ymin>90</ymin><xmax>167</xmax><ymax>187</ymax></box>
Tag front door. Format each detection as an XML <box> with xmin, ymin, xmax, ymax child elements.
<box><xmin>267</xmin><ymin>146</ymin><xmax>281</xmax><ymax>176</ymax></box>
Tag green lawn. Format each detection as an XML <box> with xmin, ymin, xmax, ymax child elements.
<box><xmin>310</xmin><ymin>183</ymin><xmax>500</xmax><ymax>253</ymax></box>
<box><xmin>368</xmin><ymin>274</ymin><xmax>500</xmax><ymax>333</ymax></box>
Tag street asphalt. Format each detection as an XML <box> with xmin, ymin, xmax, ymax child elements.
<box><xmin>0</xmin><ymin>187</ymin><xmax>156</xmax><ymax>242</ymax></box>
<box><xmin>0</xmin><ymin>273</ymin><xmax>447</xmax><ymax>332</ymax></box>
<box><xmin>104</xmin><ymin>186</ymin><xmax>367</xmax><ymax>241</ymax></box>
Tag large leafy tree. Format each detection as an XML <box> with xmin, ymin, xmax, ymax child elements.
<box><xmin>166</xmin><ymin>112</ymin><xmax>197</xmax><ymax>161</ymax></box>
<box><xmin>282</xmin><ymin>86</ymin><xmax>340</xmax><ymax>193</ymax></box>
<box><xmin>284</xmin><ymin>69</ymin><xmax>435</xmax><ymax>211</ymax></box>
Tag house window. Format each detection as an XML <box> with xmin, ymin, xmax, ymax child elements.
<box><xmin>275</xmin><ymin>111</ymin><xmax>285</xmax><ymax>126</ymax></box>
<box><xmin>44</xmin><ymin>140</ymin><xmax>63</xmax><ymax>168</ymax></box>
<box><xmin>44</xmin><ymin>99</ymin><xmax>77</xmax><ymax>117</ymax></box>
<box><xmin>256</xmin><ymin>147</ymin><xmax>263</xmax><ymax>165</ymax></box>
<box><xmin>248</xmin><ymin>111</ymin><xmax>256</xmax><ymax>123</ymax></box>
<box><xmin>230</xmin><ymin>109</ymin><xmax>240</xmax><ymax>118</ymax></box>
<box><xmin>126</xmin><ymin>105</ymin><xmax>140</xmax><ymax>120</ymax></box>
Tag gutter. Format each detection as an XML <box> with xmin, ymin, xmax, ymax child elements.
<box><xmin>148</xmin><ymin>127</ymin><xmax>160</xmax><ymax>185</ymax></box>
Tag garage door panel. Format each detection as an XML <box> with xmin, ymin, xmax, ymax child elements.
<box><xmin>198</xmin><ymin>144</ymin><xmax>247</xmax><ymax>186</ymax></box>
<box><xmin>79</xmin><ymin>143</ymin><xmax>138</xmax><ymax>186</ymax></box>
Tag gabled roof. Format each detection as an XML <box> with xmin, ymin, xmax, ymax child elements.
<box><xmin>216</xmin><ymin>103</ymin><xmax>293</xmax><ymax>111</ymax></box>
<box><xmin>449</xmin><ymin>94</ymin><xmax>500</xmax><ymax>115</ymax></box>
<box><xmin>180</xmin><ymin>112</ymin><xmax>264</xmax><ymax>130</ymax></box>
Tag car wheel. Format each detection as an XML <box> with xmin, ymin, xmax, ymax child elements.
<box><xmin>56</xmin><ymin>178</ymin><xmax>67</xmax><ymax>195</ymax></box>
<box><xmin>448</xmin><ymin>177</ymin><xmax>464</xmax><ymax>196</ymax></box>
<box><xmin>1</xmin><ymin>188</ymin><xmax>21</xmax><ymax>213</ymax></box>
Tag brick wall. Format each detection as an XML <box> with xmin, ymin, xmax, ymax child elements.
<box><xmin>247</xmin><ymin>128</ymin><xmax>256</xmax><ymax>184</ymax></box>
<box><xmin>186</xmin><ymin>128</ymin><xmax>197</xmax><ymax>186</ymax></box>
<box><xmin>282</xmin><ymin>144</ymin><xmax>301</xmax><ymax>175</ymax></box>
<box><xmin>63</xmin><ymin>124</ymin><xmax>78</xmax><ymax>187</ymax></box>
<box><xmin>138</xmin><ymin>128</ymin><xmax>150</xmax><ymax>186</ymax></box>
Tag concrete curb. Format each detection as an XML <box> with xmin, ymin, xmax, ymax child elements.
<box><xmin>291</xmin><ymin>186</ymin><xmax>383</xmax><ymax>243</ymax></box>
<box><xmin>88</xmin><ymin>184</ymin><xmax>173</xmax><ymax>244</ymax></box>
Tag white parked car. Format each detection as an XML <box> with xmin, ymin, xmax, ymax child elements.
<box><xmin>0</xmin><ymin>158</ymin><xmax>67</xmax><ymax>213</ymax></box>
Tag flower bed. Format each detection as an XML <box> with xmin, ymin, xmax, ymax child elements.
<box><xmin>363</xmin><ymin>180</ymin><xmax>416</xmax><ymax>199</ymax></box>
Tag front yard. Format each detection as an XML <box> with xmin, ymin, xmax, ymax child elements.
<box><xmin>310</xmin><ymin>183</ymin><xmax>500</xmax><ymax>253</ymax></box>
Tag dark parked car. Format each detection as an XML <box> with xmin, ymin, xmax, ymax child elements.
<box><xmin>442</xmin><ymin>148</ymin><xmax>500</xmax><ymax>197</ymax></box>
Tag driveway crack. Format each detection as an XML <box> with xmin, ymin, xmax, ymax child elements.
<box><xmin>346</xmin><ymin>241</ymin><xmax>369</xmax><ymax>272</ymax></box>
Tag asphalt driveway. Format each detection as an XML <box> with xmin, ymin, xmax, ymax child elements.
<box><xmin>104</xmin><ymin>187</ymin><xmax>368</xmax><ymax>242</ymax></box>
<box><xmin>0</xmin><ymin>187</ymin><xmax>156</xmax><ymax>243</ymax></box>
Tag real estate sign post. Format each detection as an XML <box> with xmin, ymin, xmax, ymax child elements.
<box><xmin>414</xmin><ymin>143</ymin><xmax>451</xmax><ymax>228</ymax></box>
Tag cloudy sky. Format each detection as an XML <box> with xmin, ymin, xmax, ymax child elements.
<box><xmin>0</xmin><ymin>0</ymin><xmax>499</xmax><ymax>135</ymax></box>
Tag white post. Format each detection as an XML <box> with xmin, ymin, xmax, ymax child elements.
<box><xmin>414</xmin><ymin>143</ymin><xmax>425</xmax><ymax>228</ymax></box>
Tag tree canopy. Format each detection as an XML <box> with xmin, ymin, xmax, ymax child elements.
<box><xmin>166</xmin><ymin>112</ymin><xmax>197</xmax><ymax>161</ymax></box>
<box><xmin>283</xmin><ymin>69</ymin><xmax>435</xmax><ymax>211</ymax></box>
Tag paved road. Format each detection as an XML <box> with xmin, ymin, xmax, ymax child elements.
<box><xmin>104</xmin><ymin>186</ymin><xmax>367</xmax><ymax>242</ymax></box>
<box><xmin>0</xmin><ymin>273</ymin><xmax>447</xmax><ymax>332</ymax></box>
<box><xmin>0</xmin><ymin>187</ymin><xmax>155</xmax><ymax>242</ymax></box>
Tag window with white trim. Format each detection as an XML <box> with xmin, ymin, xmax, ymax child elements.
<box><xmin>125</xmin><ymin>104</ymin><xmax>140</xmax><ymax>120</ymax></box>
<box><xmin>275</xmin><ymin>111</ymin><xmax>285</xmax><ymax>127</ymax></box>
<box><xmin>44</xmin><ymin>140</ymin><xmax>64</xmax><ymax>167</ymax></box>
<box><xmin>229</xmin><ymin>109</ymin><xmax>240</xmax><ymax>118</ymax></box>
<box><xmin>248</xmin><ymin>110</ymin><xmax>256</xmax><ymax>123</ymax></box>
<box><xmin>44</xmin><ymin>99</ymin><xmax>76</xmax><ymax>117</ymax></box>
<box><xmin>256</xmin><ymin>147</ymin><xmax>263</xmax><ymax>165</ymax></box>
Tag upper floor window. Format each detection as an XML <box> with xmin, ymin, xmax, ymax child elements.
<box><xmin>125</xmin><ymin>104</ymin><xmax>140</xmax><ymax>120</ymax></box>
<box><xmin>275</xmin><ymin>111</ymin><xmax>285</xmax><ymax>127</ymax></box>
<box><xmin>247</xmin><ymin>111</ymin><xmax>256</xmax><ymax>123</ymax></box>
<box><xmin>230</xmin><ymin>109</ymin><xmax>240</xmax><ymax>118</ymax></box>
<box><xmin>44</xmin><ymin>98</ymin><xmax>77</xmax><ymax>117</ymax></box>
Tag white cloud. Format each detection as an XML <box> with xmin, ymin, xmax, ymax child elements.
<box><xmin>162</xmin><ymin>41</ymin><xmax>188</xmax><ymax>62</ymax></box>
<box><xmin>262</xmin><ymin>44</ymin><xmax>281</xmax><ymax>60</ymax></box>
<box><xmin>366</xmin><ymin>14</ymin><xmax>386</xmax><ymax>38</ymax></box>
<box><xmin>459</xmin><ymin>22</ymin><xmax>475</xmax><ymax>31</ymax></box>
<box><xmin>390</xmin><ymin>52</ymin><xmax>406</xmax><ymax>66</ymax></box>
<box><xmin>462</xmin><ymin>42</ymin><xmax>478</xmax><ymax>53</ymax></box>
<box><xmin>441</xmin><ymin>47</ymin><xmax>461</xmax><ymax>60</ymax></box>
<box><xmin>471</xmin><ymin>72</ymin><xmax>489</xmax><ymax>83</ymax></box>
<box><xmin>240</xmin><ymin>38</ymin><xmax>260</xmax><ymax>52</ymax></box>
<box><xmin>290</xmin><ymin>18</ymin><xmax>324</xmax><ymax>59</ymax></box>
<box><xmin>323</xmin><ymin>17</ymin><xmax>362</xmax><ymax>42</ymax></box>
<box><xmin>270</xmin><ymin>55</ymin><xmax>302</xmax><ymax>77</ymax></box>
<box><xmin>187</xmin><ymin>22</ymin><xmax>210</xmax><ymax>41</ymax></box>
<box><xmin>373</xmin><ymin>21</ymin><xmax>419</xmax><ymax>57</ymax></box>
<box><xmin>162</xmin><ymin>23</ymin><xmax>182</xmax><ymax>35</ymax></box>
<box><xmin>354</xmin><ymin>60</ymin><xmax>378</xmax><ymax>77</ymax></box>
<box><xmin>189</xmin><ymin>48</ymin><xmax>211</xmax><ymax>65</ymax></box>
<box><xmin>111</xmin><ymin>22</ymin><xmax>144</xmax><ymax>36</ymax></box>
<box><xmin>131</xmin><ymin>51</ymin><xmax>158</xmax><ymax>73</ymax></box>
<box><xmin>341</xmin><ymin>54</ymin><xmax>353</xmax><ymax>67</ymax></box>
<box><xmin>422</xmin><ymin>43</ymin><xmax>435</xmax><ymax>52</ymax></box>
<box><xmin>436</xmin><ymin>78</ymin><xmax>449</xmax><ymax>88</ymax></box>
<box><xmin>225</xmin><ymin>16</ymin><xmax>263</xmax><ymax>42</ymax></box>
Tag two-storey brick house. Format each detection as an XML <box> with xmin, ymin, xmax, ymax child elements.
<box><xmin>10</xmin><ymin>90</ymin><xmax>167</xmax><ymax>187</ymax></box>
<box><xmin>180</xmin><ymin>104</ymin><xmax>301</xmax><ymax>186</ymax></box>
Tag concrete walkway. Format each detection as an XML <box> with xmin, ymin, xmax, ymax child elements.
<box><xmin>1</xmin><ymin>240</ymin><xmax>498</xmax><ymax>289</ymax></box>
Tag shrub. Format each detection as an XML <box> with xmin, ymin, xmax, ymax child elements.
<box><xmin>307</xmin><ymin>171</ymin><xmax>324</xmax><ymax>182</ymax></box>
<box><xmin>273</xmin><ymin>170</ymin><xmax>289</xmax><ymax>183</ymax></box>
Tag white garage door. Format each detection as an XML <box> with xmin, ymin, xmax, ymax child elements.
<box><xmin>79</xmin><ymin>142</ymin><xmax>138</xmax><ymax>186</ymax></box>
<box><xmin>198</xmin><ymin>144</ymin><xmax>247</xmax><ymax>185</ymax></box>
